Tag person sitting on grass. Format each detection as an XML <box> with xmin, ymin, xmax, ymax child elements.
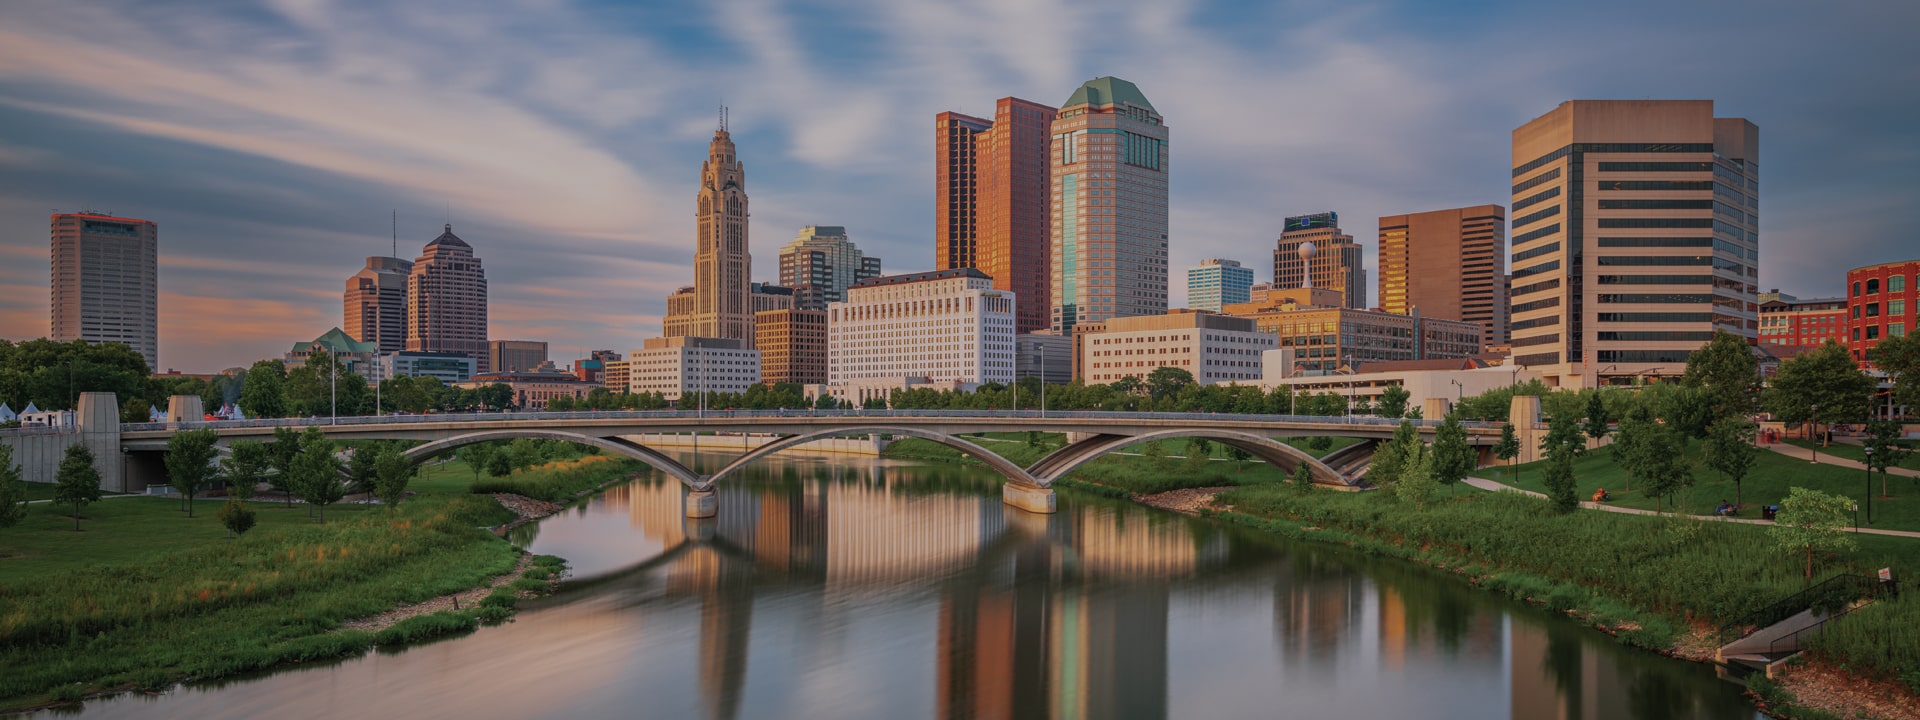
<box><xmin>1592</xmin><ymin>487</ymin><xmax>1609</xmax><ymax>503</ymax></box>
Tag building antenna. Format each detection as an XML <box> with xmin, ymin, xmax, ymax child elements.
<box><xmin>719</xmin><ymin>103</ymin><xmax>727</xmax><ymax>132</ymax></box>
<box><xmin>391</xmin><ymin>209</ymin><xmax>398</xmax><ymax>257</ymax></box>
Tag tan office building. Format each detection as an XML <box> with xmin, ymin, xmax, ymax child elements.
<box><xmin>755</xmin><ymin>308</ymin><xmax>827</xmax><ymax>385</ymax></box>
<box><xmin>488</xmin><ymin>340</ymin><xmax>549</xmax><ymax>373</ymax></box>
<box><xmin>663</xmin><ymin>125</ymin><xmax>755</xmax><ymax>348</ymax></box>
<box><xmin>345</xmin><ymin>256</ymin><xmax>413</xmax><ymax>354</ymax></box>
<box><xmin>1273</xmin><ymin>212</ymin><xmax>1365</xmax><ymax>309</ymax></box>
<box><xmin>1079</xmin><ymin>311</ymin><xmax>1273</xmax><ymax>385</ymax></box>
<box><xmin>1378</xmin><ymin>205</ymin><xmax>1508</xmax><ymax>348</ymax></box>
<box><xmin>1050</xmin><ymin>77</ymin><xmax>1170</xmax><ymax>333</ymax></box>
<box><xmin>405</xmin><ymin>224</ymin><xmax>490</xmax><ymax>372</ymax></box>
<box><xmin>51</xmin><ymin>213</ymin><xmax>159</xmax><ymax>369</ymax></box>
<box><xmin>937</xmin><ymin>97</ymin><xmax>1056</xmax><ymax>333</ymax></box>
<box><xmin>1509</xmin><ymin>100</ymin><xmax>1758</xmax><ymax>388</ymax></box>
<box><xmin>626</xmin><ymin>336</ymin><xmax>761</xmax><ymax>402</ymax></box>
<box><xmin>1223</xmin><ymin>296</ymin><xmax>1480</xmax><ymax>374</ymax></box>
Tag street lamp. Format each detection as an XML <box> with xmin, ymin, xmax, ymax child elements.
<box><xmin>1864</xmin><ymin>445</ymin><xmax>1875</xmax><ymax>525</ymax></box>
<box><xmin>1809</xmin><ymin>404</ymin><xmax>1820</xmax><ymax>464</ymax></box>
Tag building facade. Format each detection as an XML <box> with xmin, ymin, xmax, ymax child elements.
<box><xmin>488</xmin><ymin>340</ymin><xmax>549</xmax><ymax>373</ymax></box>
<box><xmin>937</xmin><ymin>97</ymin><xmax>1058</xmax><ymax>334</ymax></box>
<box><xmin>456</xmin><ymin>370</ymin><xmax>596</xmax><ymax>410</ymax></box>
<box><xmin>1015</xmin><ymin>333</ymin><xmax>1073</xmax><ymax>386</ymax></box>
<box><xmin>1272</xmin><ymin>212</ymin><xmax>1365</xmax><ymax>310</ymax></box>
<box><xmin>405</xmin><ymin>224</ymin><xmax>490</xmax><ymax>371</ymax></box>
<box><xmin>626</xmin><ymin>336</ymin><xmax>761</xmax><ymax>402</ymax></box>
<box><xmin>751</xmin><ymin>282</ymin><xmax>796</xmax><ymax>314</ymax></box>
<box><xmin>50</xmin><ymin>213</ymin><xmax>159</xmax><ymax>369</ymax></box>
<box><xmin>1080</xmin><ymin>311</ymin><xmax>1274</xmax><ymax>385</ymax></box>
<box><xmin>1185</xmin><ymin>258</ymin><xmax>1254</xmax><ymax>313</ymax></box>
<box><xmin>1378</xmin><ymin>205</ymin><xmax>1509</xmax><ymax>347</ymax></box>
<box><xmin>827</xmin><ymin>269</ymin><xmax>1016</xmax><ymax>386</ymax></box>
<box><xmin>778</xmin><ymin>226</ymin><xmax>882</xmax><ymax>311</ymax></box>
<box><xmin>372</xmin><ymin>351</ymin><xmax>476</xmax><ymax>384</ymax></box>
<box><xmin>1050</xmin><ymin>77</ymin><xmax>1170</xmax><ymax>333</ymax></box>
<box><xmin>1847</xmin><ymin>259</ymin><xmax>1919</xmax><ymax>366</ymax></box>
<box><xmin>1758</xmin><ymin>293</ymin><xmax>1845</xmax><ymax>353</ymax></box>
<box><xmin>285</xmin><ymin>327</ymin><xmax>378</xmax><ymax>376</ymax></box>
<box><xmin>1223</xmin><ymin>297</ymin><xmax>1481</xmax><ymax>374</ymax></box>
<box><xmin>1508</xmin><ymin>100</ymin><xmax>1760</xmax><ymax>388</ymax></box>
<box><xmin>344</xmin><ymin>256</ymin><xmax>413</xmax><ymax>354</ymax></box>
<box><xmin>755</xmin><ymin>308</ymin><xmax>828</xmax><ymax>385</ymax></box>
<box><xmin>664</xmin><ymin>127</ymin><xmax>756</xmax><ymax>347</ymax></box>
<box><xmin>573</xmin><ymin>349</ymin><xmax>622</xmax><ymax>383</ymax></box>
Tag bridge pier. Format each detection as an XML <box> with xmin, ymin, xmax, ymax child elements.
<box><xmin>1002</xmin><ymin>483</ymin><xmax>1056</xmax><ymax>514</ymax></box>
<box><xmin>685</xmin><ymin>488</ymin><xmax>717</xmax><ymax>518</ymax></box>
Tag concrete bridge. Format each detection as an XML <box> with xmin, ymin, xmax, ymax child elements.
<box><xmin>112</xmin><ymin>400</ymin><xmax>1502</xmax><ymax>515</ymax></box>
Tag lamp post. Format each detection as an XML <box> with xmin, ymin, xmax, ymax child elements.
<box><xmin>1809</xmin><ymin>404</ymin><xmax>1820</xmax><ymax>464</ymax></box>
<box><xmin>1864</xmin><ymin>445</ymin><xmax>1875</xmax><ymax>525</ymax></box>
<box><xmin>1040</xmin><ymin>345</ymin><xmax>1047</xmax><ymax>419</ymax></box>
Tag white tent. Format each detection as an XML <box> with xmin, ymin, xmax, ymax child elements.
<box><xmin>0</xmin><ymin>402</ymin><xmax>14</xmax><ymax>422</ymax></box>
<box><xmin>150</xmin><ymin>406</ymin><xmax>167</xmax><ymax>422</ymax></box>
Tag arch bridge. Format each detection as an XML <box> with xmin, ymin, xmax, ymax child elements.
<box><xmin>118</xmin><ymin>410</ymin><xmax>1501</xmax><ymax>515</ymax></box>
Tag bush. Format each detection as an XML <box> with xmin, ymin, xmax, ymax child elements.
<box><xmin>469</xmin><ymin>456</ymin><xmax>637</xmax><ymax>502</ymax></box>
<box><xmin>479</xmin><ymin>587</ymin><xmax>518</xmax><ymax>609</ymax></box>
<box><xmin>373</xmin><ymin>611</ymin><xmax>479</xmax><ymax>646</ymax></box>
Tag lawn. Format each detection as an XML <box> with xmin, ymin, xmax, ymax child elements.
<box><xmin>0</xmin><ymin>495</ymin><xmax>381</xmax><ymax>582</ymax></box>
<box><xmin>891</xmin><ymin>431</ymin><xmax>1305</xmax><ymax>495</ymax></box>
<box><xmin>1473</xmin><ymin>439</ymin><xmax>1920</xmax><ymax>532</ymax></box>
<box><xmin>1783</xmin><ymin>438</ymin><xmax>1920</xmax><ymax>471</ymax></box>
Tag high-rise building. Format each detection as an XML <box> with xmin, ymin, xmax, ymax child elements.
<box><xmin>1509</xmin><ymin>100</ymin><xmax>1759</xmax><ymax>387</ymax></box>
<box><xmin>827</xmin><ymin>269</ymin><xmax>1016</xmax><ymax>386</ymax></box>
<box><xmin>664</xmin><ymin>124</ymin><xmax>755</xmax><ymax>347</ymax></box>
<box><xmin>755</xmin><ymin>308</ymin><xmax>827</xmax><ymax>385</ymax></box>
<box><xmin>937</xmin><ymin>97</ymin><xmax>1058</xmax><ymax>333</ymax></box>
<box><xmin>625</xmin><ymin>336</ymin><xmax>760</xmax><ymax>402</ymax></box>
<box><xmin>750</xmin><ymin>282</ymin><xmax>796</xmax><ymax>314</ymax></box>
<box><xmin>1185</xmin><ymin>258</ymin><xmax>1254</xmax><ymax>313</ymax></box>
<box><xmin>488</xmin><ymin>340</ymin><xmax>549</xmax><ymax>373</ymax></box>
<box><xmin>778</xmin><ymin>226</ymin><xmax>881</xmax><ymax>311</ymax></box>
<box><xmin>50</xmin><ymin>213</ymin><xmax>159</xmax><ymax>369</ymax></box>
<box><xmin>1846</xmin><ymin>259</ymin><xmax>1918</xmax><ymax>366</ymax></box>
<box><xmin>405</xmin><ymin>224</ymin><xmax>490</xmax><ymax>371</ymax></box>
<box><xmin>1272</xmin><ymin>212</ymin><xmax>1365</xmax><ymax>309</ymax></box>
<box><xmin>344</xmin><ymin>256</ymin><xmax>413</xmax><ymax>354</ymax></box>
<box><xmin>1050</xmin><ymin>77</ymin><xmax>1169</xmax><ymax>333</ymax></box>
<box><xmin>1378</xmin><ymin>205</ymin><xmax>1509</xmax><ymax>347</ymax></box>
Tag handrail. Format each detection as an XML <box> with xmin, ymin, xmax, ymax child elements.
<box><xmin>1731</xmin><ymin>574</ymin><xmax>1889</xmax><ymax>636</ymax></box>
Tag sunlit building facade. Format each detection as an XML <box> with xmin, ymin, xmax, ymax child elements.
<box><xmin>1050</xmin><ymin>77</ymin><xmax>1169</xmax><ymax>333</ymax></box>
<box><xmin>50</xmin><ymin>213</ymin><xmax>159</xmax><ymax>369</ymax></box>
<box><xmin>938</xmin><ymin>97</ymin><xmax>1057</xmax><ymax>333</ymax></box>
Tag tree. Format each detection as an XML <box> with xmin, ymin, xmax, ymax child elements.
<box><xmin>1396</xmin><ymin>450</ymin><xmax>1438</xmax><ymax>509</ymax></box>
<box><xmin>0</xmin><ymin>444</ymin><xmax>26</xmax><ymax>529</ymax></box>
<box><xmin>1306</xmin><ymin>435</ymin><xmax>1334</xmax><ymax>455</ymax></box>
<box><xmin>486</xmin><ymin>450</ymin><xmax>513</xmax><ymax>478</ymax></box>
<box><xmin>1704</xmin><ymin>419</ymin><xmax>1758</xmax><ymax>505</ymax></box>
<box><xmin>1146</xmin><ymin>367</ymin><xmax>1195</xmax><ymax>402</ymax></box>
<box><xmin>1765</xmin><ymin>341</ymin><xmax>1875</xmax><ymax>447</ymax></box>
<box><xmin>1659</xmin><ymin>384</ymin><xmax>1715</xmax><ymax>453</ymax></box>
<box><xmin>164</xmin><ymin>428</ymin><xmax>221</xmax><ymax>517</ymax></box>
<box><xmin>221</xmin><ymin>440</ymin><xmax>269</xmax><ymax>501</ymax></box>
<box><xmin>1770</xmin><ymin>487</ymin><xmax>1857</xmax><ymax>580</ymax></box>
<box><xmin>1635</xmin><ymin>424</ymin><xmax>1693</xmax><ymax>511</ymax></box>
<box><xmin>1370</xmin><ymin>420</ymin><xmax>1422</xmax><ymax>485</ymax></box>
<box><xmin>238</xmin><ymin>359</ymin><xmax>288</xmax><ymax>419</ymax></box>
<box><xmin>1872</xmin><ymin>331</ymin><xmax>1920</xmax><ymax>411</ymax></box>
<box><xmin>347</xmin><ymin>442</ymin><xmax>383</xmax><ymax>495</ymax></box>
<box><xmin>1226</xmin><ymin>444</ymin><xmax>1251</xmax><ymax>472</ymax></box>
<box><xmin>461</xmin><ymin>443</ymin><xmax>499</xmax><ymax>482</ymax></box>
<box><xmin>1377</xmin><ymin>384</ymin><xmax>1411</xmax><ymax>419</ymax></box>
<box><xmin>1142</xmin><ymin>441</ymin><xmax>1172</xmax><ymax>472</ymax></box>
<box><xmin>507</xmin><ymin>438</ymin><xmax>543</xmax><ymax>474</ymax></box>
<box><xmin>1540</xmin><ymin>413</ymin><xmax>1585</xmax><ymax>463</ymax></box>
<box><xmin>1543</xmin><ymin>452</ymin><xmax>1578</xmax><ymax>513</ymax></box>
<box><xmin>1612</xmin><ymin>400</ymin><xmax>1656</xmax><ymax>493</ymax></box>
<box><xmin>54</xmin><ymin>443</ymin><xmax>102</xmax><ymax>531</ymax></box>
<box><xmin>479</xmin><ymin>383</ymin><xmax>514</xmax><ymax>412</ymax></box>
<box><xmin>1863</xmin><ymin>419</ymin><xmax>1913</xmax><ymax>498</ymax></box>
<box><xmin>291</xmin><ymin>427</ymin><xmax>344</xmax><ymax>522</ymax></box>
<box><xmin>1292</xmin><ymin>463</ymin><xmax>1314</xmax><ymax>492</ymax></box>
<box><xmin>373</xmin><ymin>446</ymin><xmax>414</xmax><ymax>509</ymax></box>
<box><xmin>1495</xmin><ymin>423</ymin><xmax>1520</xmax><ymax>481</ymax></box>
<box><xmin>1429</xmin><ymin>414</ymin><xmax>1475</xmax><ymax>496</ymax></box>
<box><xmin>217</xmin><ymin>497</ymin><xmax>256</xmax><ymax>538</ymax></box>
<box><xmin>1184</xmin><ymin>438</ymin><xmax>1212</xmax><ymax>475</ymax></box>
<box><xmin>1582</xmin><ymin>392</ymin><xmax>1612</xmax><ymax>447</ymax></box>
<box><xmin>1682</xmin><ymin>329</ymin><xmax>1761</xmax><ymax>420</ymax></box>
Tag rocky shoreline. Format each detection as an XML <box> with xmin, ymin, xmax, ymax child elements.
<box><xmin>338</xmin><ymin>493</ymin><xmax>565</xmax><ymax>635</ymax></box>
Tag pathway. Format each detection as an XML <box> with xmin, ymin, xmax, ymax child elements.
<box><xmin>1765</xmin><ymin>443</ymin><xmax>1920</xmax><ymax>479</ymax></box>
<box><xmin>1459</xmin><ymin>476</ymin><xmax>1920</xmax><ymax>539</ymax></box>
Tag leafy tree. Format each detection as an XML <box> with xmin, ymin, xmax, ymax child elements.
<box><xmin>1543</xmin><ymin>452</ymin><xmax>1578</xmax><ymax>514</ymax></box>
<box><xmin>1370</xmin><ymin>420</ymin><xmax>1421</xmax><ymax>485</ymax></box>
<box><xmin>217</xmin><ymin>497</ymin><xmax>256</xmax><ymax>538</ymax></box>
<box><xmin>164</xmin><ymin>428</ymin><xmax>221</xmax><ymax>517</ymax></box>
<box><xmin>1429</xmin><ymin>414</ymin><xmax>1474</xmax><ymax>496</ymax></box>
<box><xmin>0</xmin><ymin>444</ymin><xmax>26</xmax><ymax>529</ymax></box>
<box><xmin>1110</xmin><ymin>375</ymin><xmax>1144</xmax><ymax>399</ymax></box>
<box><xmin>861</xmin><ymin>397</ymin><xmax>887</xmax><ymax>410</ymax></box>
<box><xmin>1658</xmin><ymin>384</ymin><xmax>1715</xmax><ymax>453</ymax></box>
<box><xmin>1292</xmin><ymin>463</ymin><xmax>1314</xmax><ymax>492</ymax></box>
<box><xmin>1184</xmin><ymin>438</ymin><xmax>1212</xmax><ymax>475</ymax></box>
<box><xmin>507</xmin><ymin>438</ymin><xmax>543</xmax><ymax>474</ymax></box>
<box><xmin>1770</xmin><ymin>486</ymin><xmax>1857</xmax><ymax>580</ymax></box>
<box><xmin>54</xmin><ymin>443</ymin><xmax>102</xmax><ymax>531</ymax></box>
<box><xmin>1635</xmin><ymin>423</ymin><xmax>1692</xmax><ymax>511</ymax></box>
<box><xmin>1395</xmin><ymin>450</ymin><xmax>1438</xmax><ymax>509</ymax></box>
<box><xmin>1872</xmin><ymin>331</ymin><xmax>1920</xmax><ymax>410</ymax></box>
<box><xmin>461</xmin><ymin>443</ymin><xmax>499</xmax><ymax>482</ymax></box>
<box><xmin>1704</xmin><ymin>419</ymin><xmax>1758</xmax><ymax>505</ymax></box>
<box><xmin>1146</xmin><ymin>367</ymin><xmax>1195</xmax><ymax>402</ymax></box>
<box><xmin>1682</xmin><ymin>329</ymin><xmax>1761</xmax><ymax>419</ymax></box>
<box><xmin>1377</xmin><ymin>384</ymin><xmax>1411</xmax><ymax>420</ymax></box>
<box><xmin>486</xmin><ymin>450</ymin><xmax>514</xmax><ymax>478</ymax></box>
<box><xmin>291</xmin><ymin>427</ymin><xmax>344</xmax><ymax>522</ymax></box>
<box><xmin>347</xmin><ymin>442</ymin><xmax>383</xmax><ymax>495</ymax></box>
<box><xmin>373</xmin><ymin>446</ymin><xmax>414</xmax><ymax>509</ymax></box>
<box><xmin>238</xmin><ymin>359</ymin><xmax>288</xmax><ymax>419</ymax></box>
<box><xmin>0</xmin><ymin>338</ymin><xmax>153</xmax><ymax>412</ymax></box>
<box><xmin>1582</xmin><ymin>392</ymin><xmax>1612</xmax><ymax>447</ymax></box>
<box><xmin>267</xmin><ymin>425</ymin><xmax>303</xmax><ymax>507</ymax></box>
<box><xmin>285</xmin><ymin>351</ymin><xmax>370</xmax><ymax>418</ymax></box>
<box><xmin>1765</xmin><ymin>341</ymin><xmax>1874</xmax><ymax>447</ymax></box>
<box><xmin>1863</xmin><ymin>419</ymin><xmax>1913</xmax><ymax>498</ymax></box>
<box><xmin>478</xmin><ymin>383</ymin><xmax>515</xmax><ymax>411</ymax></box>
<box><xmin>1495</xmin><ymin>423</ymin><xmax>1520</xmax><ymax>480</ymax></box>
<box><xmin>1306</xmin><ymin>435</ymin><xmax>1334</xmax><ymax>455</ymax></box>
<box><xmin>1611</xmin><ymin>400</ymin><xmax>1656</xmax><ymax>493</ymax></box>
<box><xmin>1539</xmin><ymin>413</ymin><xmax>1585</xmax><ymax>463</ymax></box>
<box><xmin>813</xmin><ymin>394</ymin><xmax>838</xmax><ymax>410</ymax></box>
<box><xmin>381</xmin><ymin>375</ymin><xmax>435</xmax><ymax>414</ymax></box>
<box><xmin>221</xmin><ymin>440</ymin><xmax>270</xmax><ymax>501</ymax></box>
<box><xmin>1226</xmin><ymin>444</ymin><xmax>1251</xmax><ymax>472</ymax></box>
<box><xmin>1142</xmin><ymin>441</ymin><xmax>1172</xmax><ymax>472</ymax></box>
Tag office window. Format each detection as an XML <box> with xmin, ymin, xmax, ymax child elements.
<box><xmin>1866</xmin><ymin>279</ymin><xmax>1881</xmax><ymax>294</ymax></box>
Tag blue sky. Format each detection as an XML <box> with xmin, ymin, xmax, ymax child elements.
<box><xmin>1</xmin><ymin>0</ymin><xmax>1914</xmax><ymax>372</ymax></box>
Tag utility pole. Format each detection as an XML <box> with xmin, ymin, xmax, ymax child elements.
<box><xmin>330</xmin><ymin>353</ymin><xmax>337</xmax><ymax>425</ymax></box>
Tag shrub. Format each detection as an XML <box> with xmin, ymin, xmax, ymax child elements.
<box><xmin>373</xmin><ymin>611</ymin><xmax>479</xmax><ymax>646</ymax></box>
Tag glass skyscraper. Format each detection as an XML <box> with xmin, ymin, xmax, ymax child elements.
<box><xmin>1049</xmin><ymin>77</ymin><xmax>1169</xmax><ymax>333</ymax></box>
<box><xmin>1185</xmin><ymin>258</ymin><xmax>1253</xmax><ymax>313</ymax></box>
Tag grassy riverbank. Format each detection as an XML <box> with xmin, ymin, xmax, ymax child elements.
<box><xmin>0</xmin><ymin>453</ymin><xmax>636</xmax><ymax>712</ymax></box>
<box><xmin>885</xmin><ymin>431</ymin><xmax>1305</xmax><ymax>495</ymax></box>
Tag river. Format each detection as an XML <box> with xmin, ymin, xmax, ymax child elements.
<box><xmin>62</xmin><ymin>451</ymin><xmax>1761</xmax><ymax>719</ymax></box>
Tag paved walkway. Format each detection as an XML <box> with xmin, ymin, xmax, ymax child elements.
<box><xmin>1765</xmin><ymin>442</ymin><xmax>1920</xmax><ymax>479</ymax></box>
<box><xmin>1460</xmin><ymin>476</ymin><xmax>1920</xmax><ymax>539</ymax></box>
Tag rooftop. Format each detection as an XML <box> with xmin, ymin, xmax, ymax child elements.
<box><xmin>850</xmin><ymin>268</ymin><xmax>992</xmax><ymax>288</ymax></box>
<box><xmin>291</xmin><ymin>327</ymin><xmax>379</xmax><ymax>355</ymax></box>
<box><xmin>426</xmin><ymin>223</ymin><xmax>470</xmax><ymax>249</ymax></box>
<box><xmin>1063</xmin><ymin>77</ymin><xmax>1155</xmax><ymax>113</ymax></box>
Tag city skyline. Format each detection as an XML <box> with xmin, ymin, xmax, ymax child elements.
<box><xmin>0</xmin><ymin>1</ymin><xmax>1915</xmax><ymax>371</ymax></box>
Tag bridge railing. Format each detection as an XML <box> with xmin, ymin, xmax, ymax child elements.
<box><xmin>117</xmin><ymin>409</ymin><xmax>1502</xmax><ymax>434</ymax></box>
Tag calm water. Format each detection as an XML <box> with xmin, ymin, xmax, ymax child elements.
<box><xmin>62</xmin><ymin>452</ymin><xmax>1760</xmax><ymax>719</ymax></box>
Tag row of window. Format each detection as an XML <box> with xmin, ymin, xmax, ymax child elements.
<box><xmin>1855</xmin><ymin>276</ymin><xmax>1914</xmax><ymax>296</ymax></box>
<box><xmin>1596</xmin><ymin>331</ymin><xmax>1715</xmax><ymax>342</ymax></box>
<box><xmin>1512</xmin><ymin>144</ymin><xmax>1712</xmax><ymax>178</ymax></box>
<box><xmin>1597</xmin><ymin>199</ymin><xmax>1715</xmax><ymax>210</ymax></box>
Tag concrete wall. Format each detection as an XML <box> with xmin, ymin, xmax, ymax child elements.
<box><xmin>0</xmin><ymin>392</ymin><xmax>129</xmax><ymax>492</ymax></box>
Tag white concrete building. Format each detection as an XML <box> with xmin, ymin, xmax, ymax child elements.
<box><xmin>804</xmin><ymin>377</ymin><xmax>981</xmax><ymax>407</ymax></box>
<box><xmin>627</xmin><ymin>336</ymin><xmax>761</xmax><ymax>402</ymax></box>
<box><xmin>1080</xmin><ymin>311</ymin><xmax>1274</xmax><ymax>385</ymax></box>
<box><xmin>827</xmin><ymin>269</ymin><xmax>1016</xmax><ymax>387</ymax></box>
<box><xmin>1262</xmin><ymin>361</ymin><xmax>1540</xmax><ymax>417</ymax></box>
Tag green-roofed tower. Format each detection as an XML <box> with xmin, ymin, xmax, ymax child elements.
<box><xmin>1050</xmin><ymin>76</ymin><xmax>1169</xmax><ymax>336</ymax></box>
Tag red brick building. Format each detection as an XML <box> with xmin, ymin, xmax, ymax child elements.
<box><xmin>1758</xmin><ymin>293</ymin><xmax>1846</xmax><ymax>353</ymax></box>
<box><xmin>1846</xmin><ymin>259</ymin><xmax>1919</xmax><ymax>366</ymax></box>
<box><xmin>936</xmin><ymin>97</ymin><xmax>1057</xmax><ymax>334</ymax></box>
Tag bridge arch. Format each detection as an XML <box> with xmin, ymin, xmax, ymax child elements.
<box><xmin>706</xmin><ymin>427</ymin><xmax>1041</xmax><ymax>488</ymax></box>
<box><xmin>1029</xmin><ymin>429</ymin><xmax>1351</xmax><ymax>487</ymax></box>
<box><xmin>401</xmin><ymin>430</ymin><xmax>703</xmax><ymax>488</ymax></box>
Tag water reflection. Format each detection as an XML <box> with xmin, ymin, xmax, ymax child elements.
<box><xmin>58</xmin><ymin>452</ymin><xmax>1759</xmax><ymax>720</ymax></box>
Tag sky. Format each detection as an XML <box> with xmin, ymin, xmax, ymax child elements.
<box><xmin>0</xmin><ymin>0</ymin><xmax>1915</xmax><ymax>373</ymax></box>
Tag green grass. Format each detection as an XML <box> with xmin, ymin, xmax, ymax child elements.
<box><xmin>888</xmin><ymin>432</ymin><xmax>1304</xmax><ymax>495</ymax></box>
<box><xmin>1474</xmin><ymin>439</ymin><xmax>1920</xmax><ymax>532</ymax></box>
<box><xmin>1</xmin><ymin>496</ymin><xmax>384</xmax><ymax>581</ymax></box>
<box><xmin>467</xmin><ymin>455</ymin><xmax>642</xmax><ymax>502</ymax></box>
<box><xmin>1783</xmin><ymin>438</ymin><xmax>1920</xmax><ymax>471</ymax></box>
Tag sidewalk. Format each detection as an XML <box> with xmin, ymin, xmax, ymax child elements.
<box><xmin>1764</xmin><ymin>442</ymin><xmax>1920</xmax><ymax>479</ymax></box>
<box><xmin>1459</xmin><ymin>476</ymin><xmax>1920</xmax><ymax>539</ymax></box>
